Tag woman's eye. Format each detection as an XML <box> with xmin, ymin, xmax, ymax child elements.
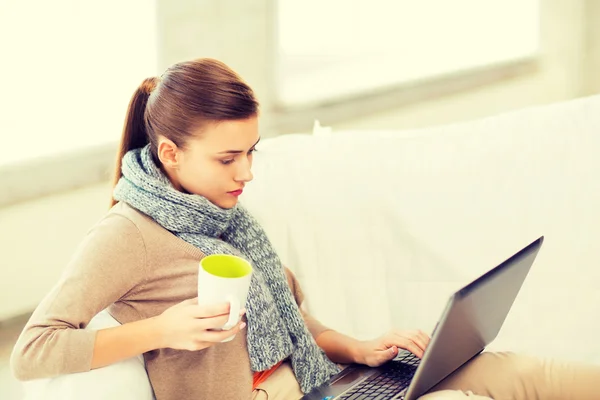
<box><xmin>221</xmin><ymin>148</ymin><xmax>256</xmax><ymax>165</ymax></box>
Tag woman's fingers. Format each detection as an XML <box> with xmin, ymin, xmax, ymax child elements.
<box><xmin>191</xmin><ymin>302</ymin><xmax>231</xmax><ymax>318</ymax></box>
<box><xmin>389</xmin><ymin>330</ymin><xmax>430</xmax><ymax>358</ymax></box>
<box><xmin>418</xmin><ymin>330</ymin><xmax>431</xmax><ymax>349</ymax></box>
<box><xmin>390</xmin><ymin>334</ymin><xmax>424</xmax><ymax>358</ymax></box>
<box><xmin>188</xmin><ymin>301</ymin><xmax>246</xmax><ymax>320</ymax></box>
<box><xmin>378</xmin><ymin>345</ymin><xmax>399</xmax><ymax>364</ymax></box>
<box><xmin>199</xmin><ymin>320</ymin><xmax>247</xmax><ymax>343</ymax></box>
<box><xmin>196</xmin><ymin>314</ymin><xmax>231</xmax><ymax>330</ymax></box>
<box><xmin>407</xmin><ymin>330</ymin><xmax>428</xmax><ymax>353</ymax></box>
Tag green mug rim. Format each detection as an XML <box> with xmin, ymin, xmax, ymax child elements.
<box><xmin>200</xmin><ymin>254</ymin><xmax>253</xmax><ymax>278</ymax></box>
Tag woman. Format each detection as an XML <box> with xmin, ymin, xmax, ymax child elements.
<box><xmin>10</xmin><ymin>58</ymin><xmax>600</xmax><ymax>400</ymax></box>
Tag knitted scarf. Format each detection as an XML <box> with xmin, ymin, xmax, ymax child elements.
<box><xmin>113</xmin><ymin>145</ymin><xmax>340</xmax><ymax>393</ymax></box>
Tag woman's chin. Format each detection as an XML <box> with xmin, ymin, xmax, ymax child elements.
<box><xmin>214</xmin><ymin>196</ymin><xmax>239</xmax><ymax>210</ymax></box>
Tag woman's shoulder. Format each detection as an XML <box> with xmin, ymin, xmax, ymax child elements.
<box><xmin>72</xmin><ymin>203</ymin><xmax>147</xmax><ymax>257</ymax></box>
<box><xmin>78</xmin><ymin>202</ymin><xmax>164</xmax><ymax>254</ymax></box>
<box><xmin>98</xmin><ymin>201</ymin><xmax>169</xmax><ymax>238</ymax></box>
<box><xmin>101</xmin><ymin>202</ymin><xmax>201</xmax><ymax>258</ymax></box>
<box><xmin>106</xmin><ymin>201</ymin><xmax>157</xmax><ymax>230</ymax></box>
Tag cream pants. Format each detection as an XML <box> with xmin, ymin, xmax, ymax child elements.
<box><xmin>252</xmin><ymin>352</ymin><xmax>600</xmax><ymax>400</ymax></box>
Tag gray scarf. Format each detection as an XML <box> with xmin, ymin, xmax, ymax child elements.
<box><xmin>113</xmin><ymin>145</ymin><xmax>340</xmax><ymax>393</ymax></box>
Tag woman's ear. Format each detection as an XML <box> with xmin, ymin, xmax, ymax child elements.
<box><xmin>157</xmin><ymin>137</ymin><xmax>180</xmax><ymax>170</ymax></box>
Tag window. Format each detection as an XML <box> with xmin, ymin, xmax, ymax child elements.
<box><xmin>0</xmin><ymin>0</ymin><xmax>157</xmax><ymax>166</ymax></box>
<box><xmin>274</xmin><ymin>0</ymin><xmax>540</xmax><ymax>108</ymax></box>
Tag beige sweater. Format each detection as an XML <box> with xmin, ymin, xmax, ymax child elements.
<box><xmin>10</xmin><ymin>202</ymin><xmax>331</xmax><ymax>400</ymax></box>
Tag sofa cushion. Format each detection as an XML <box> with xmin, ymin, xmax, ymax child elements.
<box><xmin>22</xmin><ymin>310</ymin><xmax>154</xmax><ymax>400</ymax></box>
<box><xmin>243</xmin><ymin>95</ymin><xmax>600</xmax><ymax>364</ymax></box>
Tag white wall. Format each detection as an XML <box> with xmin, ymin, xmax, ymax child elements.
<box><xmin>0</xmin><ymin>184</ymin><xmax>111</xmax><ymax>320</ymax></box>
<box><xmin>583</xmin><ymin>0</ymin><xmax>600</xmax><ymax>96</ymax></box>
<box><xmin>155</xmin><ymin>0</ymin><xmax>277</xmax><ymax>133</ymax></box>
<box><xmin>152</xmin><ymin>0</ymin><xmax>597</xmax><ymax>135</ymax></box>
<box><xmin>334</xmin><ymin>1</ymin><xmax>591</xmax><ymax>131</ymax></box>
<box><xmin>1</xmin><ymin>0</ymin><xmax>599</xmax><ymax>320</ymax></box>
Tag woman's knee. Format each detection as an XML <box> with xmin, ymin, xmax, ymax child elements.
<box><xmin>472</xmin><ymin>351</ymin><xmax>550</xmax><ymax>398</ymax></box>
<box><xmin>419</xmin><ymin>390</ymin><xmax>492</xmax><ymax>399</ymax></box>
<box><xmin>486</xmin><ymin>351</ymin><xmax>546</xmax><ymax>382</ymax></box>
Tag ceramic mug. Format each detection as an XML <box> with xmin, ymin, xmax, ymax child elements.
<box><xmin>198</xmin><ymin>254</ymin><xmax>253</xmax><ymax>342</ymax></box>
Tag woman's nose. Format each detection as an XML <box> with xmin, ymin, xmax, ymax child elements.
<box><xmin>235</xmin><ymin>158</ymin><xmax>253</xmax><ymax>183</ymax></box>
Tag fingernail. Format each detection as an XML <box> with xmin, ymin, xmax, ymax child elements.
<box><xmin>240</xmin><ymin>322</ymin><xmax>247</xmax><ymax>329</ymax></box>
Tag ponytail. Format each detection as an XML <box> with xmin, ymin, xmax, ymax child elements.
<box><xmin>110</xmin><ymin>77</ymin><xmax>158</xmax><ymax>208</ymax></box>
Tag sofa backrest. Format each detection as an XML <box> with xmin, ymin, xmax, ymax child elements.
<box><xmin>243</xmin><ymin>95</ymin><xmax>600</xmax><ymax>363</ymax></box>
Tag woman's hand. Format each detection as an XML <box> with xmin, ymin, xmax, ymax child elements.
<box><xmin>153</xmin><ymin>298</ymin><xmax>246</xmax><ymax>351</ymax></box>
<box><xmin>354</xmin><ymin>329</ymin><xmax>431</xmax><ymax>367</ymax></box>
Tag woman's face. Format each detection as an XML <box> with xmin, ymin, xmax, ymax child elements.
<box><xmin>158</xmin><ymin>116</ymin><xmax>260</xmax><ymax>209</ymax></box>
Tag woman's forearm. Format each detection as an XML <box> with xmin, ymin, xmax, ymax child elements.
<box><xmin>315</xmin><ymin>330</ymin><xmax>365</xmax><ymax>365</ymax></box>
<box><xmin>91</xmin><ymin>316</ymin><xmax>163</xmax><ymax>369</ymax></box>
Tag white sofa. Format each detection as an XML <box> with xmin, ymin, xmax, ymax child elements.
<box><xmin>245</xmin><ymin>95</ymin><xmax>600</xmax><ymax>365</ymax></box>
<box><xmin>22</xmin><ymin>94</ymin><xmax>600</xmax><ymax>399</ymax></box>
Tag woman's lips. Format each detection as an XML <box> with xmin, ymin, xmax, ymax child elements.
<box><xmin>228</xmin><ymin>189</ymin><xmax>243</xmax><ymax>197</ymax></box>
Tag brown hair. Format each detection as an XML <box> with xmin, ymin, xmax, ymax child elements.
<box><xmin>110</xmin><ymin>58</ymin><xmax>259</xmax><ymax>207</ymax></box>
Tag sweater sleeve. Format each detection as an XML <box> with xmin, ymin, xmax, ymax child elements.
<box><xmin>10</xmin><ymin>213</ymin><xmax>147</xmax><ymax>381</ymax></box>
<box><xmin>284</xmin><ymin>267</ymin><xmax>332</xmax><ymax>340</ymax></box>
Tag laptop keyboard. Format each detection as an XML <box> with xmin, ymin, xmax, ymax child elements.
<box><xmin>338</xmin><ymin>351</ymin><xmax>420</xmax><ymax>400</ymax></box>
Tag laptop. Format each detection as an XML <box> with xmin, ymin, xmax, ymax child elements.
<box><xmin>302</xmin><ymin>236</ymin><xmax>544</xmax><ymax>400</ymax></box>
